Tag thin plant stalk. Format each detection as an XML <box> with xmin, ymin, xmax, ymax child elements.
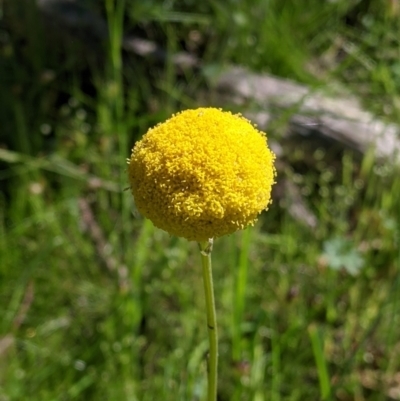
<box><xmin>199</xmin><ymin>239</ymin><xmax>218</xmax><ymax>401</ymax></box>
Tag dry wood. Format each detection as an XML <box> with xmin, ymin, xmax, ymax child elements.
<box><xmin>215</xmin><ymin>67</ymin><xmax>400</xmax><ymax>164</ymax></box>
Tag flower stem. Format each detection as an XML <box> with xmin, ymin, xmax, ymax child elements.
<box><xmin>199</xmin><ymin>239</ymin><xmax>218</xmax><ymax>401</ymax></box>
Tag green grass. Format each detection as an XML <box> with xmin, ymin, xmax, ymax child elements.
<box><xmin>1</xmin><ymin>0</ymin><xmax>400</xmax><ymax>400</ymax></box>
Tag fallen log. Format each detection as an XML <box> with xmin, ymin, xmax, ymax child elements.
<box><xmin>215</xmin><ymin>67</ymin><xmax>400</xmax><ymax>164</ymax></box>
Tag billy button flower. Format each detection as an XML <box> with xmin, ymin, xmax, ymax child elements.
<box><xmin>127</xmin><ymin>107</ymin><xmax>276</xmax><ymax>242</ymax></box>
<box><xmin>128</xmin><ymin>107</ymin><xmax>276</xmax><ymax>401</ymax></box>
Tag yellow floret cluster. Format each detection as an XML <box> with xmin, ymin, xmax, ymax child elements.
<box><xmin>128</xmin><ymin>107</ymin><xmax>276</xmax><ymax>242</ymax></box>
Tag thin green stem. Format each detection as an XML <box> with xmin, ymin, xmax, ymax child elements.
<box><xmin>199</xmin><ymin>239</ymin><xmax>218</xmax><ymax>401</ymax></box>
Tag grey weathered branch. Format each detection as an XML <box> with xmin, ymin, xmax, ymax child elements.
<box><xmin>215</xmin><ymin>67</ymin><xmax>400</xmax><ymax>164</ymax></box>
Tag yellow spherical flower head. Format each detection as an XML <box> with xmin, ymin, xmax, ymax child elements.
<box><xmin>128</xmin><ymin>108</ymin><xmax>276</xmax><ymax>242</ymax></box>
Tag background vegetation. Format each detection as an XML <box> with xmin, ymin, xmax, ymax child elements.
<box><xmin>1</xmin><ymin>0</ymin><xmax>400</xmax><ymax>400</ymax></box>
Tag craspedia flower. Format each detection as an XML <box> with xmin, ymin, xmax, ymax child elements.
<box><xmin>128</xmin><ymin>107</ymin><xmax>276</xmax><ymax>242</ymax></box>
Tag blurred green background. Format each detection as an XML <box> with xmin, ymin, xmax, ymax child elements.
<box><xmin>1</xmin><ymin>0</ymin><xmax>400</xmax><ymax>400</ymax></box>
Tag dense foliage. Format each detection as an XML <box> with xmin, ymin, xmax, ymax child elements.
<box><xmin>1</xmin><ymin>1</ymin><xmax>400</xmax><ymax>400</ymax></box>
